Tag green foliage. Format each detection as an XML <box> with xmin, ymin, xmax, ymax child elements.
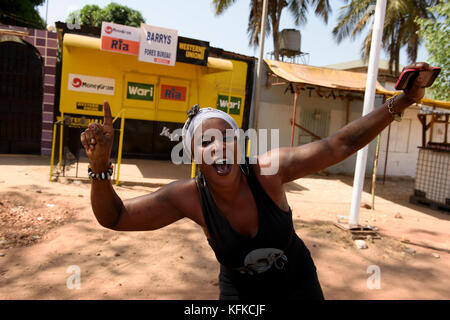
<box><xmin>417</xmin><ymin>2</ymin><xmax>449</xmax><ymax>101</ymax></box>
<box><xmin>213</xmin><ymin>0</ymin><xmax>331</xmax><ymax>61</ymax></box>
<box><xmin>0</xmin><ymin>0</ymin><xmax>46</xmax><ymax>29</ymax></box>
<box><xmin>66</xmin><ymin>2</ymin><xmax>145</xmax><ymax>28</ymax></box>
<box><xmin>332</xmin><ymin>0</ymin><xmax>438</xmax><ymax>77</ymax></box>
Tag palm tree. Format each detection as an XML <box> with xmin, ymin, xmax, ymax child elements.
<box><xmin>212</xmin><ymin>0</ymin><xmax>332</xmax><ymax>61</ymax></box>
<box><xmin>332</xmin><ymin>0</ymin><xmax>438</xmax><ymax>76</ymax></box>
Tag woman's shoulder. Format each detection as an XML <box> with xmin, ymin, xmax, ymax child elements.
<box><xmin>163</xmin><ymin>178</ymin><xmax>203</xmax><ymax>221</ymax></box>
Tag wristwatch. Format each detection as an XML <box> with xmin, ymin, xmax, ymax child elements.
<box><xmin>386</xmin><ymin>95</ymin><xmax>403</xmax><ymax>122</ymax></box>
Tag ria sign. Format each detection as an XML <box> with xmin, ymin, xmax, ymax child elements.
<box><xmin>101</xmin><ymin>22</ymin><xmax>140</xmax><ymax>56</ymax></box>
<box><xmin>160</xmin><ymin>85</ymin><xmax>186</xmax><ymax>101</ymax></box>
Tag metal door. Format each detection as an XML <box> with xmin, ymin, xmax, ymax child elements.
<box><xmin>0</xmin><ymin>38</ymin><xmax>43</xmax><ymax>154</ymax></box>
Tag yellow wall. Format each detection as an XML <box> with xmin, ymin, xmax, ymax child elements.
<box><xmin>59</xmin><ymin>34</ymin><xmax>248</xmax><ymax>127</ymax></box>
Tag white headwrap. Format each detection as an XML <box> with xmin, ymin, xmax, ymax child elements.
<box><xmin>182</xmin><ymin>105</ymin><xmax>239</xmax><ymax>158</ymax></box>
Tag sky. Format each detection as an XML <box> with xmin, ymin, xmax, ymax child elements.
<box><xmin>37</xmin><ymin>0</ymin><xmax>428</xmax><ymax>67</ymax></box>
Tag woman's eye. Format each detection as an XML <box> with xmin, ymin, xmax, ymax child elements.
<box><xmin>202</xmin><ymin>139</ymin><xmax>212</xmax><ymax>147</ymax></box>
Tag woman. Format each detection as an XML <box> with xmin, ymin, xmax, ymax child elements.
<box><xmin>80</xmin><ymin>63</ymin><xmax>432</xmax><ymax>299</ymax></box>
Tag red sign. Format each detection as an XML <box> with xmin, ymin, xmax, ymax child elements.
<box><xmin>101</xmin><ymin>36</ymin><xmax>140</xmax><ymax>55</ymax></box>
<box><xmin>101</xmin><ymin>22</ymin><xmax>140</xmax><ymax>56</ymax></box>
<box><xmin>160</xmin><ymin>85</ymin><xmax>187</xmax><ymax>101</ymax></box>
<box><xmin>72</xmin><ymin>77</ymin><xmax>82</xmax><ymax>88</ymax></box>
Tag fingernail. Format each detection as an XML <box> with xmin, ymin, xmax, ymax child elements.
<box><xmin>91</xmin><ymin>138</ymin><xmax>95</xmax><ymax>144</ymax></box>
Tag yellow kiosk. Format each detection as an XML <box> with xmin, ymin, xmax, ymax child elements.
<box><xmin>50</xmin><ymin>27</ymin><xmax>254</xmax><ymax>184</ymax></box>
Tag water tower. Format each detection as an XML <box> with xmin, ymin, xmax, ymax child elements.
<box><xmin>272</xmin><ymin>29</ymin><xmax>309</xmax><ymax>64</ymax></box>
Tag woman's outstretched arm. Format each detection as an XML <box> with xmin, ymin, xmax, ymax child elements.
<box><xmin>81</xmin><ymin>101</ymin><xmax>191</xmax><ymax>231</ymax></box>
<box><xmin>262</xmin><ymin>62</ymin><xmax>432</xmax><ymax>183</ymax></box>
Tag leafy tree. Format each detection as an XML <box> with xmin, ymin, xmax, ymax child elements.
<box><xmin>213</xmin><ymin>0</ymin><xmax>332</xmax><ymax>61</ymax></box>
<box><xmin>66</xmin><ymin>2</ymin><xmax>145</xmax><ymax>28</ymax></box>
<box><xmin>417</xmin><ymin>2</ymin><xmax>449</xmax><ymax>101</ymax></box>
<box><xmin>332</xmin><ymin>0</ymin><xmax>438</xmax><ymax>76</ymax></box>
<box><xmin>0</xmin><ymin>0</ymin><xmax>46</xmax><ymax>29</ymax></box>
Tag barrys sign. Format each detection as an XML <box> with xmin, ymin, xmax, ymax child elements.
<box><xmin>101</xmin><ymin>22</ymin><xmax>140</xmax><ymax>55</ymax></box>
<box><xmin>68</xmin><ymin>74</ymin><xmax>115</xmax><ymax>95</ymax></box>
<box><xmin>138</xmin><ymin>23</ymin><xmax>178</xmax><ymax>66</ymax></box>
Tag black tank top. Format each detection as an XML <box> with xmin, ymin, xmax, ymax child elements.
<box><xmin>196</xmin><ymin>159</ymin><xmax>324</xmax><ymax>299</ymax></box>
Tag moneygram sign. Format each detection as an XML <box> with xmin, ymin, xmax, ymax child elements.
<box><xmin>68</xmin><ymin>74</ymin><xmax>115</xmax><ymax>95</ymax></box>
<box><xmin>127</xmin><ymin>82</ymin><xmax>154</xmax><ymax>101</ymax></box>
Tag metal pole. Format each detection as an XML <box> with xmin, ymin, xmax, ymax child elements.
<box><xmin>250</xmin><ymin>0</ymin><xmax>269</xmax><ymax>130</ymax></box>
<box><xmin>45</xmin><ymin>0</ymin><xmax>49</xmax><ymax>27</ymax></box>
<box><xmin>349</xmin><ymin>0</ymin><xmax>387</xmax><ymax>226</ymax></box>
<box><xmin>115</xmin><ymin>113</ymin><xmax>125</xmax><ymax>186</ymax></box>
<box><xmin>291</xmin><ymin>88</ymin><xmax>299</xmax><ymax>147</ymax></box>
<box><xmin>371</xmin><ymin>134</ymin><xmax>381</xmax><ymax>210</ymax></box>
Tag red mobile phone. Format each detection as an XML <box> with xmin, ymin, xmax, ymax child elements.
<box><xmin>395</xmin><ymin>67</ymin><xmax>441</xmax><ymax>90</ymax></box>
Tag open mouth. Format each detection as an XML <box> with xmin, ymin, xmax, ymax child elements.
<box><xmin>212</xmin><ymin>158</ymin><xmax>232</xmax><ymax>176</ymax></box>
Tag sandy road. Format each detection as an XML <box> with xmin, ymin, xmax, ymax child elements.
<box><xmin>0</xmin><ymin>155</ymin><xmax>449</xmax><ymax>299</ymax></box>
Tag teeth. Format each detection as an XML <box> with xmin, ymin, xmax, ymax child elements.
<box><xmin>215</xmin><ymin>159</ymin><xmax>227</xmax><ymax>165</ymax></box>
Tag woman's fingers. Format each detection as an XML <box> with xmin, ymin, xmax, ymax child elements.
<box><xmin>404</xmin><ymin>61</ymin><xmax>430</xmax><ymax>71</ymax></box>
<box><xmin>80</xmin><ymin>132</ymin><xmax>89</xmax><ymax>150</ymax></box>
<box><xmin>89</xmin><ymin>122</ymin><xmax>104</xmax><ymax>145</ymax></box>
<box><xmin>82</xmin><ymin>127</ymin><xmax>97</xmax><ymax>152</ymax></box>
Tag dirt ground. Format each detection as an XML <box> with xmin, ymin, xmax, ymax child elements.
<box><xmin>0</xmin><ymin>154</ymin><xmax>449</xmax><ymax>300</ymax></box>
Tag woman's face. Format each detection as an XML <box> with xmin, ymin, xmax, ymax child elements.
<box><xmin>191</xmin><ymin>118</ymin><xmax>242</xmax><ymax>185</ymax></box>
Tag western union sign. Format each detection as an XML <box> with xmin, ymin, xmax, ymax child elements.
<box><xmin>176</xmin><ymin>36</ymin><xmax>209</xmax><ymax>66</ymax></box>
<box><xmin>127</xmin><ymin>82</ymin><xmax>154</xmax><ymax>101</ymax></box>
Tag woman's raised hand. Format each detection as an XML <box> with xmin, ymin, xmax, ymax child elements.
<box><xmin>80</xmin><ymin>101</ymin><xmax>114</xmax><ymax>172</ymax></box>
<box><xmin>402</xmin><ymin>62</ymin><xmax>434</xmax><ymax>103</ymax></box>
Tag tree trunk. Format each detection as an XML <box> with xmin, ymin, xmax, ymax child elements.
<box><xmin>270</xmin><ymin>4</ymin><xmax>279</xmax><ymax>61</ymax></box>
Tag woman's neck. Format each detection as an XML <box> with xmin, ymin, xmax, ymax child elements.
<box><xmin>207</xmin><ymin>166</ymin><xmax>247</xmax><ymax>204</ymax></box>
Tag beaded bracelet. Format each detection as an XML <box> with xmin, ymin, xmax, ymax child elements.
<box><xmin>386</xmin><ymin>95</ymin><xmax>403</xmax><ymax>122</ymax></box>
<box><xmin>88</xmin><ymin>162</ymin><xmax>113</xmax><ymax>180</ymax></box>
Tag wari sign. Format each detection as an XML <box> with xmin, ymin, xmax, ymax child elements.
<box><xmin>217</xmin><ymin>95</ymin><xmax>242</xmax><ymax>115</ymax></box>
<box><xmin>160</xmin><ymin>85</ymin><xmax>187</xmax><ymax>101</ymax></box>
<box><xmin>101</xmin><ymin>22</ymin><xmax>139</xmax><ymax>55</ymax></box>
<box><xmin>176</xmin><ymin>36</ymin><xmax>209</xmax><ymax>66</ymax></box>
<box><xmin>68</xmin><ymin>73</ymin><xmax>115</xmax><ymax>95</ymax></box>
<box><xmin>138</xmin><ymin>23</ymin><xmax>178</xmax><ymax>66</ymax></box>
<box><xmin>126</xmin><ymin>82</ymin><xmax>154</xmax><ymax>101</ymax></box>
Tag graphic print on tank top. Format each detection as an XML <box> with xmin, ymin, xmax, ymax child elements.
<box><xmin>196</xmin><ymin>159</ymin><xmax>294</xmax><ymax>277</ymax></box>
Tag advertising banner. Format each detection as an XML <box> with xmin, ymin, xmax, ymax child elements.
<box><xmin>127</xmin><ymin>82</ymin><xmax>154</xmax><ymax>101</ymax></box>
<box><xmin>176</xmin><ymin>36</ymin><xmax>209</xmax><ymax>66</ymax></box>
<box><xmin>217</xmin><ymin>94</ymin><xmax>242</xmax><ymax>115</ymax></box>
<box><xmin>101</xmin><ymin>22</ymin><xmax>140</xmax><ymax>55</ymax></box>
<box><xmin>68</xmin><ymin>73</ymin><xmax>115</xmax><ymax>95</ymax></box>
<box><xmin>138</xmin><ymin>23</ymin><xmax>178</xmax><ymax>66</ymax></box>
